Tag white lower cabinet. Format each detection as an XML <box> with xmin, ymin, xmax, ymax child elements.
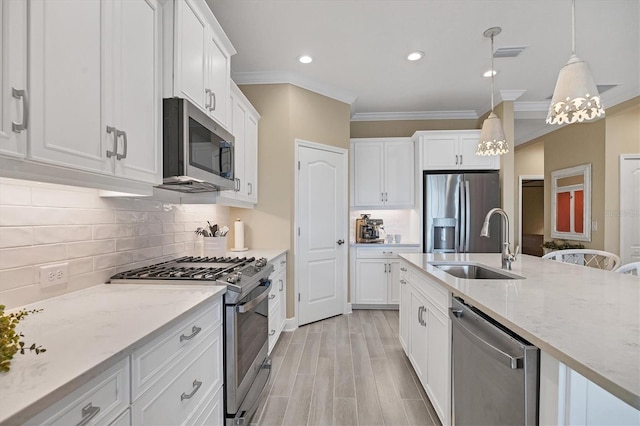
<box><xmin>351</xmin><ymin>246</ymin><xmax>420</xmax><ymax>307</ymax></box>
<box><xmin>399</xmin><ymin>259</ymin><xmax>451</xmax><ymax>426</ymax></box>
<box><xmin>24</xmin><ymin>358</ymin><xmax>131</xmax><ymax>426</ymax></box>
<box><xmin>268</xmin><ymin>253</ymin><xmax>287</xmax><ymax>353</ymax></box>
<box><xmin>25</xmin><ymin>296</ymin><xmax>224</xmax><ymax>426</ymax></box>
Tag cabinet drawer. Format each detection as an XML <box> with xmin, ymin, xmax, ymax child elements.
<box><xmin>410</xmin><ymin>270</ymin><xmax>449</xmax><ymax>313</ymax></box>
<box><xmin>132</xmin><ymin>298</ymin><xmax>222</xmax><ymax>399</ymax></box>
<box><xmin>25</xmin><ymin>358</ymin><xmax>130</xmax><ymax>426</ymax></box>
<box><xmin>356</xmin><ymin>246</ymin><xmax>420</xmax><ymax>258</ymax></box>
<box><xmin>109</xmin><ymin>408</ymin><xmax>131</xmax><ymax>426</ymax></box>
<box><xmin>272</xmin><ymin>253</ymin><xmax>287</xmax><ymax>274</ymax></box>
<box><xmin>186</xmin><ymin>385</ymin><xmax>223</xmax><ymax>426</ymax></box>
<box><xmin>132</xmin><ymin>325</ymin><xmax>223</xmax><ymax>425</ymax></box>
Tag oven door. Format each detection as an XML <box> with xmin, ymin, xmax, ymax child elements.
<box><xmin>225</xmin><ymin>280</ymin><xmax>271</xmax><ymax>417</ymax></box>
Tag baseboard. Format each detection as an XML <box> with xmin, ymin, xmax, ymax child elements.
<box><xmin>345</xmin><ymin>302</ymin><xmax>353</xmax><ymax>314</ymax></box>
<box><xmin>352</xmin><ymin>303</ymin><xmax>399</xmax><ymax>310</ymax></box>
<box><xmin>284</xmin><ymin>317</ymin><xmax>298</xmax><ymax>332</ymax></box>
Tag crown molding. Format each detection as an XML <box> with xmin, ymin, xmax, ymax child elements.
<box><xmin>231</xmin><ymin>71</ymin><xmax>358</xmax><ymax>105</ymax></box>
<box><xmin>350</xmin><ymin>110</ymin><xmax>479</xmax><ymax>122</ymax></box>
<box><xmin>499</xmin><ymin>89</ymin><xmax>527</xmax><ymax>101</ymax></box>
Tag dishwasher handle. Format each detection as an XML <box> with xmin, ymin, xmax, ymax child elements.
<box><xmin>449</xmin><ymin>307</ymin><xmax>523</xmax><ymax>370</ymax></box>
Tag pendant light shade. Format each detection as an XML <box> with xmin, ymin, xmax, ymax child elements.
<box><xmin>477</xmin><ymin>112</ymin><xmax>508</xmax><ymax>156</ymax></box>
<box><xmin>477</xmin><ymin>27</ymin><xmax>508</xmax><ymax>156</ymax></box>
<box><xmin>547</xmin><ymin>0</ymin><xmax>604</xmax><ymax>125</ymax></box>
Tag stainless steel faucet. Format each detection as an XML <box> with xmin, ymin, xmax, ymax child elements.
<box><xmin>480</xmin><ymin>208</ymin><xmax>519</xmax><ymax>270</ymax></box>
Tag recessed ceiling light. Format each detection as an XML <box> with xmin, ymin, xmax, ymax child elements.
<box><xmin>483</xmin><ymin>69</ymin><xmax>497</xmax><ymax>78</ymax></box>
<box><xmin>407</xmin><ymin>51</ymin><xmax>424</xmax><ymax>61</ymax></box>
<box><xmin>298</xmin><ymin>55</ymin><xmax>313</xmax><ymax>64</ymax></box>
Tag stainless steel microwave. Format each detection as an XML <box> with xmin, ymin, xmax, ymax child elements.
<box><xmin>157</xmin><ymin>98</ymin><xmax>234</xmax><ymax>193</ymax></box>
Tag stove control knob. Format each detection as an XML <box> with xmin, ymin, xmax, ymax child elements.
<box><xmin>227</xmin><ymin>273</ymin><xmax>242</xmax><ymax>284</ymax></box>
<box><xmin>256</xmin><ymin>257</ymin><xmax>267</xmax><ymax>268</ymax></box>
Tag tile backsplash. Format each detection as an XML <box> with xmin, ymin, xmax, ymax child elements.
<box><xmin>0</xmin><ymin>178</ymin><xmax>229</xmax><ymax>309</ymax></box>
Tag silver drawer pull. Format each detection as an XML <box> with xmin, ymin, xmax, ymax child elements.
<box><xmin>269</xmin><ymin>329</ymin><xmax>276</xmax><ymax>336</ymax></box>
<box><xmin>77</xmin><ymin>403</ymin><xmax>100</xmax><ymax>426</ymax></box>
<box><xmin>279</xmin><ymin>279</ymin><xmax>283</xmax><ymax>291</ymax></box>
<box><xmin>400</xmin><ymin>267</ymin><xmax>407</xmax><ymax>272</ymax></box>
<box><xmin>180</xmin><ymin>325</ymin><xmax>201</xmax><ymax>342</ymax></box>
<box><xmin>181</xmin><ymin>380</ymin><xmax>202</xmax><ymax>401</ymax></box>
<box><xmin>12</xmin><ymin>88</ymin><xmax>28</xmax><ymax>132</ymax></box>
<box><xmin>280</xmin><ymin>259</ymin><xmax>286</xmax><ymax>265</ymax></box>
<box><xmin>269</xmin><ymin>294</ymin><xmax>276</xmax><ymax>299</ymax></box>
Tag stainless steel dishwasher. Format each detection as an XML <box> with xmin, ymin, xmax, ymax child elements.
<box><xmin>449</xmin><ymin>297</ymin><xmax>539</xmax><ymax>425</ymax></box>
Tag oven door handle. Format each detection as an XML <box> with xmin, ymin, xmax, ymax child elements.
<box><xmin>236</xmin><ymin>282</ymin><xmax>271</xmax><ymax>313</ymax></box>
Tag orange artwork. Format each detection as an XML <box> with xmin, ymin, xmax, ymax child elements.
<box><xmin>557</xmin><ymin>192</ymin><xmax>571</xmax><ymax>232</ymax></box>
<box><xmin>574</xmin><ymin>190</ymin><xmax>584</xmax><ymax>233</ymax></box>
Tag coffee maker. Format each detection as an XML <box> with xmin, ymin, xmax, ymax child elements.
<box><xmin>355</xmin><ymin>214</ymin><xmax>384</xmax><ymax>243</ymax></box>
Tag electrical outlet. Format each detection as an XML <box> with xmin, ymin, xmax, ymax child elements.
<box><xmin>40</xmin><ymin>263</ymin><xmax>69</xmax><ymax>288</ymax></box>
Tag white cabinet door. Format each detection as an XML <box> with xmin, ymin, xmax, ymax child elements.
<box><xmin>232</xmin><ymin>92</ymin><xmax>246</xmax><ymax>199</ymax></box>
<box><xmin>175</xmin><ymin>0</ymin><xmax>207</xmax><ymax>110</ymax></box>
<box><xmin>384</xmin><ymin>139</ymin><xmax>414</xmax><ymax>207</ymax></box>
<box><xmin>420</xmin><ymin>134</ymin><xmax>459</xmax><ymax>170</ymax></box>
<box><xmin>28</xmin><ymin>0</ymin><xmax>110</xmax><ymax>174</ymax></box>
<box><xmin>28</xmin><ymin>0</ymin><xmax>160</xmax><ymax>184</ymax></box>
<box><xmin>355</xmin><ymin>258</ymin><xmax>387</xmax><ymax>304</ymax></box>
<box><xmin>114</xmin><ymin>0</ymin><xmax>161</xmax><ymax>184</ymax></box>
<box><xmin>458</xmin><ymin>133</ymin><xmax>499</xmax><ymax>170</ymax></box>
<box><xmin>206</xmin><ymin>33</ymin><xmax>229</xmax><ymax>127</ymax></box>
<box><xmin>387</xmin><ymin>258</ymin><xmax>401</xmax><ymax>304</ymax></box>
<box><xmin>399</xmin><ymin>271</ymin><xmax>410</xmax><ymax>351</ymax></box>
<box><xmin>425</xmin><ymin>305</ymin><xmax>451</xmax><ymax>425</ymax></box>
<box><xmin>0</xmin><ymin>0</ymin><xmax>27</xmax><ymax>158</ymax></box>
<box><xmin>245</xmin><ymin>113</ymin><xmax>258</xmax><ymax>203</ymax></box>
<box><xmin>353</xmin><ymin>141</ymin><xmax>385</xmax><ymax>206</ymax></box>
<box><xmin>409</xmin><ymin>288</ymin><xmax>428</xmax><ymax>382</ymax></box>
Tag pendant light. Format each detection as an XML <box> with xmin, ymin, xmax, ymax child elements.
<box><xmin>547</xmin><ymin>0</ymin><xmax>604</xmax><ymax>125</ymax></box>
<box><xmin>477</xmin><ymin>27</ymin><xmax>508</xmax><ymax>156</ymax></box>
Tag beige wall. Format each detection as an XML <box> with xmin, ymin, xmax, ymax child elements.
<box><xmin>350</xmin><ymin>118</ymin><xmax>481</xmax><ymax>138</ymax></box>
<box><xmin>604</xmin><ymin>98</ymin><xmax>640</xmax><ymax>254</ymax></box>
<box><xmin>514</xmin><ymin>140</ymin><xmax>545</xmax><ymax>246</ymax></box>
<box><xmin>231</xmin><ymin>84</ymin><xmax>351</xmax><ymax>318</ymax></box>
<box><xmin>538</xmin><ymin>120</ymin><xmax>607</xmax><ymax>249</ymax></box>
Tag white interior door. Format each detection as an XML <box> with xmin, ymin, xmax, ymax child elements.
<box><xmin>620</xmin><ymin>155</ymin><xmax>640</xmax><ymax>264</ymax></box>
<box><xmin>296</xmin><ymin>141</ymin><xmax>347</xmax><ymax>326</ymax></box>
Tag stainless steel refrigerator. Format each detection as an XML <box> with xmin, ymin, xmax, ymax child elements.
<box><xmin>423</xmin><ymin>171</ymin><xmax>501</xmax><ymax>253</ymax></box>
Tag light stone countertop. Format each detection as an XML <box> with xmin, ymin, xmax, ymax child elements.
<box><xmin>399</xmin><ymin>252</ymin><xmax>640</xmax><ymax>410</ymax></box>
<box><xmin>0</xmin><ymin>283</ymin><xmax>226</xmax><ymax>425</ymax></box>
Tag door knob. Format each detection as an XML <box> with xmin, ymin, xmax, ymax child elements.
<box><xmin>337</xmin><ymin>239</ymin><xmax>345</xmax><ymax>245</ymax></box>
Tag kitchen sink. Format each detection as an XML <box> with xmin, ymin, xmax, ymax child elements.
<box><xmin>429</xmin><ymin>262</ymin><xmax>524</xmax><ymax>280</ymax></box>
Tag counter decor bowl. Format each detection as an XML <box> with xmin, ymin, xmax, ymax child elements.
<box><xmin>0</xmin><ymin>305</ymin><xmax>46</xmax><ymax>373</ymax></box>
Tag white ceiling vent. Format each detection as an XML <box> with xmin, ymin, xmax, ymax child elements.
<box><xmin>493</xmin><ymin>46</ymin><xmax>529</xmax><ymax>58</ymax></box>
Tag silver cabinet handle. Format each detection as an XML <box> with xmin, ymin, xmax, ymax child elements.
<box><xmin>400</xmin><ymin>267</ymin><xmax>407</xmax><ymax>272</ymax></box>
<box><xmin>280</xmin><ymin>259</ymin><xmax>286</xmax><ymax>265</ymax></box>
<box><xmin>269</xmin><ymin>294</ymin><xmax>276</xmax><ymax>300</ymax></box>
<box><xmin>417</xmin><ymin>306</ymin><xmax>423</xmax><ymax>325</ymax></box>
<box><xmin>460</xmin><ymin>154</ymin><xmax>463</xmax><ymax>165</ymax></box>
<box><xmin>279</xmin><ymin>279</ymin><xmax>283</xmax><ymax>291</ymax></box>
<box><xmin>12</xmin><ymin>88</ymin><xmax>28</xmax><ymax>132</ymax></box>
<box><xmin>115</xmin><ymin>129</ymin><xmax>127</xmax><ymax>160</ymax></box>
<box><xmin>210</xmin><ymin>92</ymin><xmax>216</xmax><ymax>111</ymax></box>
<box><xmin>388</xmin><ymin>263</ymin><xmax>391</xmax><ymax>274</ymax></box>
<box><xmin>269</xmin><ymin>329</ymin><xmax>276</xmax><ymax>336</ymax></box>
<box><xmin>381</xmin><ymin>192</ymin><xmax>384</xmax><ymax>202</ymax></box>
<box><xmin>106</xmin><ymin>126</ymin><xmax>117</xmax><ymax>158</ymax></box>
<box><xmin>247</xmin><ymin>182</ymin><xmax>252</xmax><ymax>195</ymax></box>
<box><xmin>180</xmin><ymin>325</ymin><xmax>202</xmax><ymax>342</ymax></box>
<box><xmin>419</xmin><ymin>306</ymin><xmax>427</xmax><ymax>326</ymax></box>
<box><xmin>205</xmin><ymin>89</ymin><xmax>212</xmax><ymax>109</ymax></box>
<box><xmin>235</xmin><ymin>178</ymin><xmax>241</xmax><ymax>192</ymax></box>
<box><xmin>384</xmin><ymin>264</ymin><xmax>387</xmax><ymax>273</ymax></box>
<box><xmin>76</xmin><ymin>403</ymin><xmax>100</xmax><ymax>426</ymax></box>
<box><xmin>181</xmin><ymin>380</ymin><xmax>202</xmax><ymax>401</ymax></box>
<box><xmin>400</xmin><ymin>279</ymin><xmax>406</xmax><ymax>285</ymax></box>
<box><xmin>385</xmin><ymin>192</ymin><xmax>388</xmax><ymax>202</ymax></box>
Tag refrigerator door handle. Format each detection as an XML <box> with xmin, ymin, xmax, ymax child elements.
<box><xmin>465</xmin><ymin>180</ymin><xmax>471</xmax><ymax>252</ymax></box>
<box><xmin>459</xmin><ymin>182</ymin><xmax>466</xmax><ymax>252</ymax></box>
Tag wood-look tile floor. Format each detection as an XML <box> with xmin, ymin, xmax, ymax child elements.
<box><xmin>251</xmin><ymin>310</ymin><xmax>442</xmax><ymax>426</ymax></box>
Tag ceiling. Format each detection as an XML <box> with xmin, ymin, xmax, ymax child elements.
<box><xmin>206</xmin><ymin>0</ymin><xmax>639</xmax><ymax>145</ymax></box>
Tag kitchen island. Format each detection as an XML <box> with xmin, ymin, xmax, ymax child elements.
<box><xmin>400</xmin><ymin>252</ymin><xmax>640</xmax><ymax>418</ymax></box>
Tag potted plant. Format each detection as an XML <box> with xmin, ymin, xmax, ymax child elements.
<box><xmin>541</xmin><ymin>239</ymin><xmax>585</xmax><ymax>254</ymax></box>
<box><xmin>0</xmin><ymin>305</ymin><xmax>46</xmax><ymax>373</ymax></box>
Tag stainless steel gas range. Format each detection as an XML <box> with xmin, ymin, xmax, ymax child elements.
<box><xmin>110</xmin><ymin>255</ymin><xmax>274</xmax><ymax>426</ymax></box>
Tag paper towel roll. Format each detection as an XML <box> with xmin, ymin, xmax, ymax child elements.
<box><xmin>231</xmin><ymin>218</ymin><xmax>248</xmax><ymax>251</ymax></box>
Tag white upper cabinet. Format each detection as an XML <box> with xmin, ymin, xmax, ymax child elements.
<box><xmin>416</xmin><ymin>130</ymin><xmax>499</xmax><ymax>170</ymax></box>
<box><xmin>218</xmin><ymin>82</ymin><xmax>259</xmax><ymax>207</ymax></box>
<box><xmin>0</xmin><ymin>0</ymin><xmax>27</xmax><ymax>159</ymax></box>
<box><xmin>169</xmin><ymin>0</ymin><xmax>234</xmax><ymax>129</ymax></box>
<box><xmin>0</xmin><ymin>0</ymin><xmax>162</xmax><ymax>193</ymax></box>
<box><xmin>351</xmin><ymin>137</ymin><xmax>414</xmax><ymax>208</ymax></box>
